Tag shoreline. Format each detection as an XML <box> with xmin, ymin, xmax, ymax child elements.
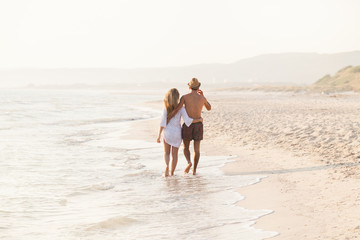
<box><xmin>125</xmin><ymin>98</ymin><xmax>278</xmax><ymax>237</ymax></box>
<box><xmin>127</xmin><ymin>91</ymin><xmax>360</xmax><ymax>239</ymax></box>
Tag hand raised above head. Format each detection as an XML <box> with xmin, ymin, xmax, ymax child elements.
<box><xmin>197</xmin><ymin>89</ymin><xmax>204</xmax><ymax>96</ymax></box>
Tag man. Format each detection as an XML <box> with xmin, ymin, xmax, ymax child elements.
<box><xmin>167</xmin><ymin>78</ymin><xmax>211</xmax><ymax>175</ymax></box>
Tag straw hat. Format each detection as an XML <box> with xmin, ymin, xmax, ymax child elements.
<box><xmin>188</xmin><ymin>78</ymin><xmax>201</xmax><ymax>89</ymax></box>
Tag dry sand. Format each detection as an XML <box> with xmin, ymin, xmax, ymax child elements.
<box><xmin>129</xmin><ymin>91</ymin><xmax>360</xmax><ymax>239</ymax></box>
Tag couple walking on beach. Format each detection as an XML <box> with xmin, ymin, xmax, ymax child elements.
<box><xmin>157</xmin><ymin>78</ymin><xmax>211</xmax><ymax>176</ymax></box>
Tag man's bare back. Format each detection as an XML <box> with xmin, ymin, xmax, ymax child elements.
<box><xmin>166</xmin><ymin>89</ymin><xmax>211</xmax><ymax>123</ymax></box>
<box><xmin>181</xmin><ymin>90</ymin><xmax>210</xmax><ymax>119</ymax></box>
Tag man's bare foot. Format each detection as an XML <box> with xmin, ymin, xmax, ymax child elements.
<box><xmin>192</xmin><ymin>170</ymin><xmax>196</xmax><ymax>175</ymax></box>
<box><xmin>184</xmin><ymin>162</ymin><xmax>192</xmax><ymax>173</ymax></box>
<box><xmin>164</xmin><ymin>167</ymin><xmax>169</xmax><ymax>177</ymax></box>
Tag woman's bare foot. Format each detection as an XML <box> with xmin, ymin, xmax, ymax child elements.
<box><xmin>184</xmin><ymin>162</ymin><xmax>192</xmax><ymax>174</ymax></box>
<box><xmin>164</xmin><ymin>167</ymin><xmax>169</xmax><ymax>177</ymax></box>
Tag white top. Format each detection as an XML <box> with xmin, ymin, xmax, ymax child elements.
<box><xmin>160</xmin><ymin>107</ymin><xmax>193</xmax><ymax>148</ymax></box>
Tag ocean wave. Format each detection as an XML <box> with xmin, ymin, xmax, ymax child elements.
<box><xmin>70</xmin><ymin>182</ymin><xmax>115</xmax><ymax>194</ymax></box>
<box><xmin>122</xmin><ymin>169</ymin><xmax>153</xmax><ymax>178</ymax></box>
<box><xmin>86</xmin><ymin>216</ymin><xmax>136</xmax><ymax>230</ymax></box>
<box><xmin>89</xmin><ymin>182</ymin><xmax>115</xmax><ymax>191</ymax></box>
<box><xmin>57</xmin><ymin>117</ymin><xmax>147</xmax><ymax>127</ymax></box>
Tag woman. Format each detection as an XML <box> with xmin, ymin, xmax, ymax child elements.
<box><xmin>157</xmin><ymin>88</ymin><xmax>202</xmax><ymax>177</ymax></box>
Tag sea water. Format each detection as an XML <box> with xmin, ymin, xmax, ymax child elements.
<box><xmin>0</xmin><ymin>89</ymin><xmax>277</xmax><ymax>240</ymax></box>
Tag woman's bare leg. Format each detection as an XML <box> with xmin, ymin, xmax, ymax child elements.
<box><xmin>170</xmin><ymin>146</ymin><xmax>179</xmax><ymax>176</ymax></box>
<box><xmin>163</xmin><ymin>141</ymin><xmax>171</xmax><ymax>177</ymax></box>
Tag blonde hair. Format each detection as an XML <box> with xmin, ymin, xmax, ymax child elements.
<box><xmin>163</xmin><ymin>88</ymin><xmax>180</xmax><ymax>116</ymax></box>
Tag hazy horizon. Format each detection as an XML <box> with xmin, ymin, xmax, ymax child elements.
<box><xmin>1</xmin><ymin>0</ymin><xmax>360</xmax><ymax>69</ymax></box>
<box><xmin>1</xmin><ymin>50</ymin><xmax>360</xmax><ymax>71</ymax></box>
<box><xmin>1</xmin><ymin>51</ymin><xmax>360</xmax><ymax>89</ymax></box>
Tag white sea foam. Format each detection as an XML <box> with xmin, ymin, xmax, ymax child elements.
<box><xmin>0</xmin><ymin>89</ymin><xmax>277</xmax><ymax>240</ymax></box>
<box><xmin>86</xmin><ymin>216</ymin><xmax>137</xmax><ymax>230</ymax></box>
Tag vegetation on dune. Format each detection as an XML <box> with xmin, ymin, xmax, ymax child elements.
<box><xmin>208</xmin><ymin>64</ymin><xmax>360</xmax><ymax>94</ymax></box>
<box><xmin>314</xmin><ymin>65</ymin><xmax>360</xmax><ymax>92</ymax></box>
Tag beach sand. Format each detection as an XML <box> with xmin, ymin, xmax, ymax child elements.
<box><xmin>128</xmin><ymin>91</ymin><xmax>360</xmax><ymax>239</ymax></box>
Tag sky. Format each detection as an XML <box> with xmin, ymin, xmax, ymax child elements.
<box><xmin>0</xmin><ymin>0</ymin><xmax>360</xmax><ymax>69</ymax></box>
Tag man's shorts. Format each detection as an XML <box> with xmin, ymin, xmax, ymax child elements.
<box><xmin>182</xmin><ymin>122</ymin><xmax>203</xmax><ymax>141</ymax></box>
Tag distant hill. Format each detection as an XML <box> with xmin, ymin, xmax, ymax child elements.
<box><xmin>1</xmin><ymin>51</ymin><xmax>360</xmax><ymax>88</ymax></box>
<box><xmin>314</xmin><ymin>65</ymin><xmax>360</xmax><ymax>92</ymax></box>
<box><xmin>227</xmin><ymin>51</ymin><xmax>360</xmax><ymax>84</ymax></box>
